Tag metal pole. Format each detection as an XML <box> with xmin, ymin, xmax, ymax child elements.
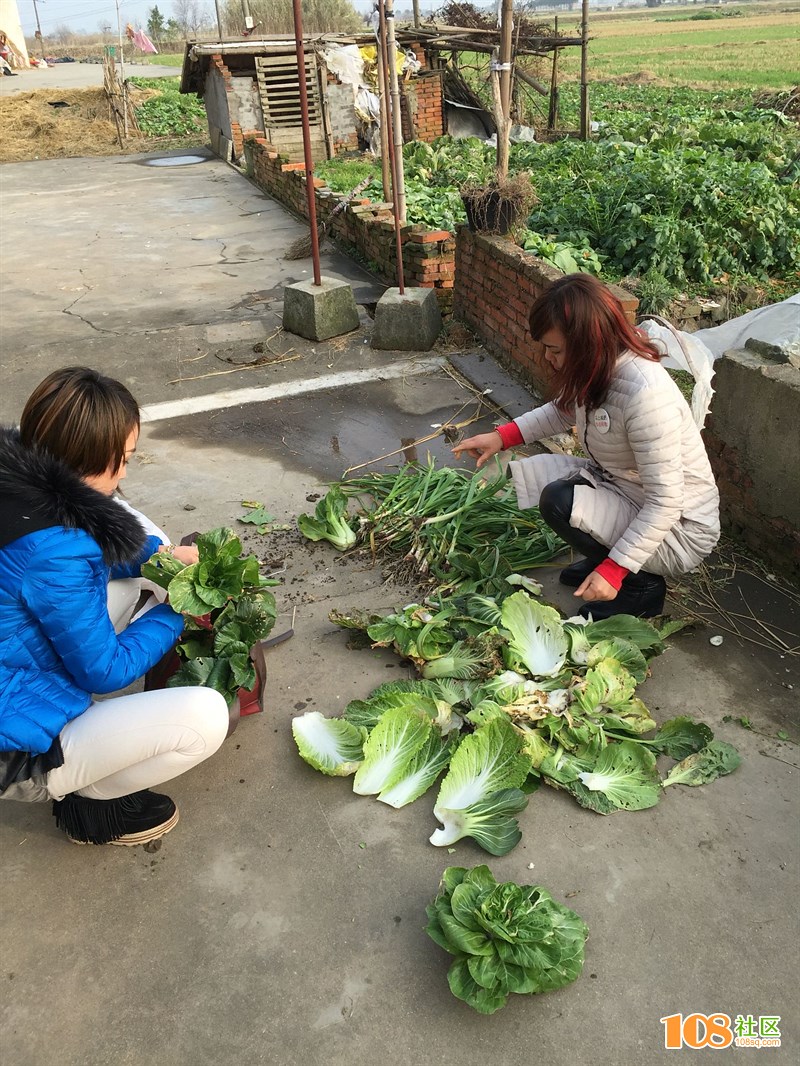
<box><xmin>580</xmin><ymin>0</ymin><xmax>590</xmax><ymax>141</ymax></box>
<box><xmin>377</xmin><ymin>1</ymin><xmax>404</xmax><ymax>293</ymax></box>
<box><xmin>32</xmin><ymin>0</ymin><xmax>46</xmax><ymax>59</ymax></box>
<box><xmin>291</xmin><ymin>0</ymin><xmax>322</xmax><ymax>286</ymax></box>
<box><xmin>384</xmin><ymin>0</ymin><xmax>406</xmax><ymax>224</ymax></box>
<box><xmin>214</xmin><ymin>0</ymin><xmax>224</xmax><ymax>39</ymax></box>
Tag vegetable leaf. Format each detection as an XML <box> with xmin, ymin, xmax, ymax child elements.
<box><xmin>576</xmin><ymin>740</ymin><xmax>662</xmax><ymax>811</ymax></box>
<box><xmin>649</xmin><ymin>716</ymin><xmax>714</xmax><ymax>760</ymax></box>
<box><xmin>662</xmin><ymin>741</ymin><xmax>741</xmax><ymax>788</ymax></box>
<box><xmin>352</xmin><ymin>707</ymin><xmax>432</xmax><ymax>796</ymax></box>
<box><xmin>501</xmin><ymin>591</ymin><xmax>569</xmax><ymax>677</ymax></box>
<box><xmin>291</xmin><ymin>711</ymin><xmax>367</xmax><ymax>777</ymax></box>
<box><xmin>297</xmin><ymin>486</ymin><xmax>356</xmax><ymax>551</ymax></box>
<box><xmin>377</xmin><ymin>732</ymin><xmax>456</xmax><ymax>808</ymax></box>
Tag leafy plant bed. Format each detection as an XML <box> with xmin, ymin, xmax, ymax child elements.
<box><xmin>316</xmin><ymin>85</ymin><xmax>799</xmax><ymax>305</ymax></box>
<box><xmin>129</xmin><ymin>75</ymin><xmax>207</xmax><ymax>137</ymax></box>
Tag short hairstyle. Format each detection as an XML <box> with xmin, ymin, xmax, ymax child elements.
<box><xmin>529</xmin><ymin>274</ymin><xmax>661</xmax><ymax>412</ymax></box>
<box><xmin>20</xmin><ymin>367</ymin><xmax>140</xmax><ymax>478</ymax></box>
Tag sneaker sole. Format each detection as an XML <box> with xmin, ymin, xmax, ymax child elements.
<box><xmin>69</xmin><ymin>807</ymin><xmax>179</xmax><ymax>847</ymax></box>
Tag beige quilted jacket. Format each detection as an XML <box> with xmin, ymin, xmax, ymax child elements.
<box><xmin>508</xmin><ymin>352</ymin><xmax>720</xmax><ymax>578</ymax></box>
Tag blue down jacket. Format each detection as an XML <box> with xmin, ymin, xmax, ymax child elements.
<box><xmin>0</xmin><ymin>427</ymin><xmax>185</xmax><ymax>758</ymax></box>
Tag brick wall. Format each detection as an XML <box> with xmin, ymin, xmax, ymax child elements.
<box><xmin>454</xmin><ymin>227</ymin><xmax>639</xmax><ymax>394</ymax></box>
<box><xmin>207</xmin><ymin>55</ymin><xmax>262</xmax><ymax>161</ymax></box>
<box><xmin>402</xmin><ymin>71</ymin><xmax>445</xmax><ymax>143</ymax></box>
<box><xmin>250</xmin><ymin>140</ymin><xmax>455</xmax><ymax>312</ymax></box>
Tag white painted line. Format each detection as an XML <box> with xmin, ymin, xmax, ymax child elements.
<box><xmin>140</xmin><ymin>356</ymin><xmax>448</xmax><ymax>423</ymax></box>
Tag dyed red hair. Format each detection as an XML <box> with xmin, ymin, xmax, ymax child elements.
<box><xmin>528</xmin><ymin>274</ymin><xmax>661</xmax><ymax>412</ymax></box>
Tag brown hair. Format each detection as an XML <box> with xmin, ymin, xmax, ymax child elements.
<box><xmin>20</xmin><ymin>367</ymin><xmax>140</xmax><ymax>478</ymax></box>
<box><xmin>529</xmin><ymin>274</ymin><xmax>661</xmax><ymax>412</ymax></box>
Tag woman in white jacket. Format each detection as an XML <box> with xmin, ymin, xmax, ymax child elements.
<box><xmin>454</xmin><ymin>275</ymin><xmax>720</xmax><ymax>619</ymax></box>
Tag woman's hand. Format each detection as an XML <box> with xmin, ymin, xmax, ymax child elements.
<box><xmin>452</xmin><ymin>431</ymin><xmax>503</xmax><ymax>469</ymax></box>
<box><xmin>159</xmin><ymin>543</ymin><xmax>199</xmax><ymax>566</ymax></box>
<box><xmin>575</xmin><ymin>571</ymin><xmax>618</xmax><ymax>602</ymax></box>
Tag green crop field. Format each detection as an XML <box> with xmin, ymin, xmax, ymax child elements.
<box><xmin>556</xmin><ymin>3</ymin><xmax>800</xmax><ymax>89</ymax></box>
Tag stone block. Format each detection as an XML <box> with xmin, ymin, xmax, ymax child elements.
<box><xmin>282</xmin><ymin>278</ymin><xmax>359</xmax><ymax>342</ymax></box>
<box><xmin>371</xmin><ymin>287</ymin><xmax>443</xmax><ymax>352</ymax></box>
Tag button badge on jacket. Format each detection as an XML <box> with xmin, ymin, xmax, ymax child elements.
<box><xmin>593</xmin><ymin>408</ymin><xmax>610</xmax><ymax>434</ymax></box>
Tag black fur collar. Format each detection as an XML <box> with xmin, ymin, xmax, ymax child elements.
<box><xmin>0</xmin><ymin>425</ymin><xmax>147</xmax><ymax>566</ymax></box>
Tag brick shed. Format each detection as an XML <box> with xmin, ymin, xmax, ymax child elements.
<box><xmin>179</xmin><ymin>34</ymin><xmax>446</xmax><ymax>166</ymax></box>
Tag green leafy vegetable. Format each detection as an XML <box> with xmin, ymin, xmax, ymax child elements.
<box><xmin>291</xmin><ymin>711</ymin><xmax>367</xmax><ymax>777</ymax></box>
<box><xmin>662</xmin><ymin>741</ymin><xmax>742</xmax><ymax>788</ymax></box>
<box><xmin>647</xmin><ymin>716</ymin><xmax>714</xmax><ymax>760</ymax></box>
<box><xmin>431</xmin><ymin>717</ymin><xmax>531</xmax><ymax>854</ymax></box>
<box><xmin>378</xmin><ymin>732</ymin><xmax>456</xmax><ymax>808</ymax></box>
<box><xmin>425</xmin><ymin>865</ymin><xmax>588</xmax><ymax>1014</ymax></box>
<box><xmin>297</xmin><ymin>486</ymin><xmax>356</xmax><ymax>551</ymax></box>
<box><xmin>501</xmin><ymin>591</ymin><xmax>569</xmax><ymax>677</ymax></box>
<box><xmin>142</xmin><ymin>528</ymin><xmax>277</xmax><ymax>707</ymax></box>
<box><xmin>352</xmin><ymin>706</ymin><xmax>432</xmax><ymax>796</ymax></box>
<box><xmin>575</xmin><ymin>740</ymin><xmax>662</xmax><ymax>812</ymax></box>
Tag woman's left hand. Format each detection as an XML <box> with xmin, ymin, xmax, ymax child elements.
<box><xmin>159</xmin><ymin>543</ymin><xmax>199</xmax><ymax>566</ymax></box>
<box><xmin>575</xmin><ymin>572</ymin><xmax>617</xmax><ymax>602</ymax></box>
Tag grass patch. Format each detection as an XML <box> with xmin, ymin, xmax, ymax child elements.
<box><xmin>139</xmin><ymin>53</ymin><xmax>185</xmax><ymax>67</ymax></box>
<box><xmin>556</xmin><ymin>8</ymin><xmax>800</xmax><ymax>89</ymax></box>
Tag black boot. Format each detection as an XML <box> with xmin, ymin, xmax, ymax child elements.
<box><xmin>52</xmin><ymin>789</ymin><xmax>179</xmax><ymax>846</ymax></box>
<box><xmin>578</xmin><ymin>572</ymin><xmax>666</xmax><ymax>621</ymax></box>
<box><xmin>559</xmin><ymin>557</ymin><xmax>596</xmax><ymax>588</ymax></box>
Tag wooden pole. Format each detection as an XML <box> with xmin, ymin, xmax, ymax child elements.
<box><xmin>291</xmin><ymin>0</ymin><xmax>322</xmax><ymax>286</ymax></box>
<box><xmin>412</xmin><ymin>0</ymin><xmax>421</xmax><ymax>29</ymax></box>
<box><xmin>580</xmin><ymin>0</ymin><xmax>590</xmax><ymax>141</ymax></box>
<box><xmin>114</xmin><ymin>0</ymin><xmax>128</xmax><ymax>138</ymax></box>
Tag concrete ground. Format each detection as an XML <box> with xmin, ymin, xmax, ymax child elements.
<box><xmin>0</xmin><ymin>62</ymin><xmax>182</xmax><ymax>96</ymax></box>
<box><xmin>0</xmin><ymin>150</ymin><xmax>797</xmax><ymax>1066</ymax></box>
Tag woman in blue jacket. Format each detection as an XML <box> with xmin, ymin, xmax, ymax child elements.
<box><xmin>0</xmin><ymin>367</ymin><xmax>228</xmax><ymax>845</ymax></box>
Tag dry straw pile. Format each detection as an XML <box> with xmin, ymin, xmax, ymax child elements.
<box><xmin>0</xmin><ymin>87</ymin><xmax>157</xmax><ymax>163</ymax></box>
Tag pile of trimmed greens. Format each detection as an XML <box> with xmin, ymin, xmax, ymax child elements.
<box><xmin>292</xmin><ymin>583</ymin><xmax>740</xmax><ymax>855</ymax></box>
<box><xmin>296</xmin><ymin>459</ymin><xmax>564</xmax><ymax>596</ymax></box>
<box><xmin>426</xmin><ymin>865</ymin><xmax>588</xmax><ymax>1015</ymax></box>
<box><xmin>141</xmin><ymin>528</ymin><xmax>278</xmax><ymax>706</ymax></box>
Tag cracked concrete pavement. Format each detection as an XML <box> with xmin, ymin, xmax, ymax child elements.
<box><xmin>0</xmin><ymin>149</ymin><xmax>798</xmax><ymax>1066</ymax></box>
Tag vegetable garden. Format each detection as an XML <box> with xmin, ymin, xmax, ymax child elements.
<box><xmin>316</xmin><ymin>82</ymin><xmax>799</xmax><ymax>312</ymax></box>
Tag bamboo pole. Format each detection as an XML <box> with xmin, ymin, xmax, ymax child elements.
<box><xmin>495</xmin><ymin>0</ymin><xmax>514</xmax><ymax>184</ymax></box>
<box><xmin>548</xmin><ymin>16</ymin><xmax>560</xmax><ymax>132</ymax></box>
<box><xmin>291</xmin><ymin>0</ymin><xmax>322</xmax><ymax>286</ymax></box>
<box><xmin>580</xmin><ymin>0</ymin><xmax>590</xmax><ymax>141</ymax></box>
<box><xmin>376</xmin><ymin>36</ymin><xmax>392</xmax><ymax>202</ymax></box>
<box><xmin>384</xmin><ymin>0</ymin><xmax>406</xmax><ymax>224</ymax></box>
<box><xmin>378</xmin><ymin>1</ymin><xmax>405</xmax><ymax>292</ymax></box>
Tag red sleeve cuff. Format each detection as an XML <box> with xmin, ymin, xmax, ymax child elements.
<box><xmin>594</xmin><ymin>558</ymin><xmax>630</xmax><ymax>591</ymax></box>
<box><xmin>495</xmin><ymin>421</ymin><xmax>524</xmax><ymax>449</ymax></box>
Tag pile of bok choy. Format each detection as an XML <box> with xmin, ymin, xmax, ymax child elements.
<box><xmin>296</xmin><ymin>458</ymin><xmax>564</xmax><ymax>596</ymax></box>
<box><xmin>291</xmin><ymin>582</ymin><xmax>741</xmax><ymax>856</ymax></box>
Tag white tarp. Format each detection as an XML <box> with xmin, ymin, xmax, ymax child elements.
<box><xmin>692</xmin><ymin>293</ymin><xmax>800</xmax><ymax>360</ymax></box>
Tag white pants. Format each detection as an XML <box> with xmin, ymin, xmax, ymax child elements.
<box><xmin>5</xmin><ymin>577</ymin><xmax>228</xmax><ymax>802</ymax></box>
<box><xmin>46</xmin><ymin>686</ymin><xmax>228</xmax><ymax>801</ymax></box>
